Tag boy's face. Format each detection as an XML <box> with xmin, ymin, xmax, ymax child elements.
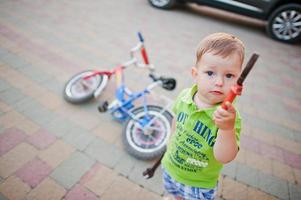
<box><xmin>192</xmin><ymin>52</ymin><xmax>242</xmax><ymax>106</ymax></box>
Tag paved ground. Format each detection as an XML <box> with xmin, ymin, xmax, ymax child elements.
<box><xmin>0</xmin><ymin>0</ymin><xmax>301</xmax><ymax>199</ymax></box>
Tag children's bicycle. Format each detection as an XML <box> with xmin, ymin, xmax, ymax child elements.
<box><xmin>63</xmin><ymin>33</ymin><xmax>176</xmax><ymax>160</ymax></box>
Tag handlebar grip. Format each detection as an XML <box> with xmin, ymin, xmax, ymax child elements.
<box><xmin>161</xmin><ymin>77</ymin><xmax>176</xmax><ymax>91</ymax></box>
<box><xmin>138</xmin><ymin>32</ymin><xmax>144</xmax><ymax>42</ymax></box>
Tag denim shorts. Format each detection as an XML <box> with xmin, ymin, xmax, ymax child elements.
<box><xmin>162</xmin><ymin>168</ymin><xmax>217</xmax><ymax>200</ymax></box>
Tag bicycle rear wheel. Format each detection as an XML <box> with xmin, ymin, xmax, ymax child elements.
<box><xmin>123</xmin><ymin>105</ymin><xmax>173</xmax><ymax>160</ymax></box>
<box><xmin>63</xmin><ymin>70</ymin><xmax>108</xmax><ymax>104</ymax></box>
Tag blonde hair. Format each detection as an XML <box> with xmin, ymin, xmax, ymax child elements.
<box><xmin>196</xmin><ymin>32</ymin><xmax>245</xmax><ymax>65</ymax></box>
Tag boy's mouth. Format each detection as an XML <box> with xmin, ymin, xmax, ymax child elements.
<box><xmin>210</xmin><ymin>91</ymin><xmax>223</xmax><ymax>95</ymax></box>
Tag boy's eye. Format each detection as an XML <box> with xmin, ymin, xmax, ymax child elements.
<box><xmin>206</xmin><ymin>71</ymin><xmax>214</xmax><ymax>76</ymax></box>
<box><xmin>226</xmin><ymin>74</ymin><xmax>234</xmax><ymax>78</ymax></box>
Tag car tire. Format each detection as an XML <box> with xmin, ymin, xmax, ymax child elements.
<box><xmin>266</xmin><ymin>3</ymin><xmax>301</xmax><ymax>44</ymax></box>
<box><xmin>148</xmin><ymin>0</ymin><xmax>177</xmax><ymax>9</ymax></box>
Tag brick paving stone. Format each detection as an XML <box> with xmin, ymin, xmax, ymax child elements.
<box><xmin>40</xmin><ymin>78</ymin><xmax>63</xmax><ymax>95</ymax></box>
<box><xmin>50</xmin><ymin>151</ymin><xmax>95</xmax><ymax>189</ymax></box>
<box><xmin>0</xmin><ymin>176</ymin><xmax>30</xmax><ymax>200</ymax></box>
<box><xmin>128</xmin><ymin>160</ymin><xmax>164</xmax><ymax>195</ymax></box>
<box><xmin>25</xmin><ymin>178</ymin><xmax>66</xmax><ymax>200</ymax></box>
<box><xmin>258</xmin><ymin>172</ymin><xmax>289</xmax><ymax>200</ymax></box>
<box><xmin>79</xmin><ymin>162</ymin><xmax>103</xmax><ymax>185</ymax></box>
<box><xmin>1</xmin><ymin>51</ymin><xmax>30</xmax><ymax>69</ymax></box>
<box><xmin>236</xmin><ymin>163</ymin><xmax>259</xmax><ymax>189</ymax></box>
<box><xmin>13</xmin><ymin>95</ymin><xmax>40</xmax><ymax>113</ymax></box>
<box><xmin>245</xmin><ymin>150</ymin><xmax>273</xmax><ymax>175</ymax></box>
<box><xmin>234</xmin><ymin>148</ymin><xmax>246</xmax><ymax>163</ymax></box>
<box><xmin>221</xmin><ymin>176</ymin><xmax>248</xmax><ymax>200</ymax></box>
<box><xmin>0</xmin><ymin>79</ymin><xmax>10</xmax><ymax>93</ymax></box>
<box><xmin>61</xmin><ymin>109</ymin><xmax>100</xmax><ymax>131</ymax></box>
<box><xmin>271</xmin><ymin>160</ymin><xmax>295</xmax><ymax>184</ymax></box>
<box><xmin>221</xmin><ymin>161</ymin><xmax>237</xmax><ymax>179</ymax></box>
<box><xmin>84</xmin><ymin>164</ymin><xmax>118</xmax><ymax>197</ymax></box>
<box><xmin>21</xmin><ymin>104</ymin><xmax>57</xmax><ymax>127</ymax></box>
<box><xmin>85</xmin><ymin>138</ymin><xmax>123</xmax><ymax>168</ymax></box>
<box><xmin>273</xmin><ymin>135</ymin><xmax>301</xmax><ymax>155</ymax></box>
<box><xmin>0</xmin><ymin>193</ymin><xmax>8</xmax><ymax>200</ymax></box>
<box><xmin>136</xmin><ymin>189</ymin><xmax>161</xmax><ymax>200</ymax></box>
<box><xmin>44</xmin><ymin>116</ymin><xmax>76</xmax><ymax>138</ymax></box>
<box><xmin>91</xmin><ymin>122</ymin><xmax>121</xmax><ymax>144</ymax></box>
<box><xmin>114</xmin><ymin>151</ymin><xmax>138</xmax><ymax>177</ymax></box>
<box><xmin>0</xmin><ymin>128</ymin><xmax>26</xmax><ymax>156</ymax></box>
<box><xmin>259</xmin><ymin>142</ymin><xmax>284</xmax><ymax>162</ymax></box>
<box><xmin>65</xmin><ymin>184</ymin><xmax>98</xmax><ymax>200</ymax></box>
<box><xmin>240</xmin><ymin>135</ymin><xmax>261</xmax><ymax>154</ymax></box>
<box><xmin>288</xmin><ymin>182</ymin><xmax>301</xmax><ymax>200</ymax></box>
<box><xmin>20</xmin><ymin>84</ymin><xmax>45</xmax><ymax>99</ymax></box>
<box><xmin>251</xmin><ymin>127</ymin><xmax>275</xmax><ymax>146</ymax></box>
<box><xmin>283</xmin><ymin>150</ymin><xmax>301</xmax><ymax>170</ymax></box>
<box><xmin>36</xmin><ymin>92</ymin><xmax>63</xmax><ymax>111</ymax></box>
<box><xmin>38</xmin><ymin>140</ymin><xmax>74</xmax><ymax>168</ymax></box>
<box><xmin>18</xmin><ymin>64</ymin><xmax>54</xmax><ymax>84</ymax></box>
<box><xmin>15</xmin><ymin>117</ymin><xmax>40</xmax><ymax>136</ymax></box>
<box><xmin>0</xmin><ymin>142</ymin><xmax>37</xmax><ymax>178</ymax></box>
<box><xmin>247</xmin><ymin>187</ymin><xmax>279</xmax><ymax>200</ymax></box>
<box><xmin>0</xmin><ymin>100</ymin><xmax>11</xmax><ymax>113</ymax></box>
<box><xmin>0</xmin><ymin>87</ymin><xmax>25</xmax><ymax>106</ymax></box>
<box><xmin>0</xmin><ymin>66</ymin><xmax>34</xmax><ymax>90</ymax></box>
<box><xmin>0</xmin><ymin>46</ymin><xmax>9</xmax><ymax>56</ymax></box>
<box><xmin>62</xmin><ymin>128</ymin><xmax>95</xmax><ymax>151</ymax></box>
<box><xmin>0</xmin><ymin>110</ymin><xmax>25</xmax><ymax>129</ymax></box>
<box><xmin>101</xmin><ymin>174</ymin><xmax>142</xmax><ymax>200</ymax></box>
<box><xmin>245</xmin><ymin>113</ymin><xmax>297</xmax><ymax>142</ymax></box>
<box><xmin>26</xmin><ymin>129</ymin><xmax>56</xmax><ymax>150</ymax></box>
<box><xmin>16</xmin><ymin>157</ymin><xmax>52</xmax><ymax>188</ymax></box>
<box><xmin>293</xmin><ymin>168</ymin><xmax>301</xmax><ymax>185</ymax></box>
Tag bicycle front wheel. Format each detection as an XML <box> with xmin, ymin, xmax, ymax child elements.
<box><xmin>63</xmin><ymin>70</ymin><xmax>108</xmax><ymax>104</ymax></box>
<box><xmin>123</xmin><ymin>105</ymin><xmax>173</xmax><ymax>160</ymax></box>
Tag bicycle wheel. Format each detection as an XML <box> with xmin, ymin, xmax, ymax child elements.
<box><xmin>123</xmin><ymin>105</ymin><xmax>173</xmax><ymax>160</ymax></box>
<box><xmin>63</xmin><ymin>70</ymin><xmax>108</xmax><ymax>104</ymax></box>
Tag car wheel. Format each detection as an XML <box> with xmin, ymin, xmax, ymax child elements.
<box><xmin>267</xmin><ymin>4</ymin><xmax>301</xmax><ymax>44</ymax></box>
<box><xmin>148</xmin><ymin>0</ymin><xmax>177</xmax><ymax>9</ymax></box>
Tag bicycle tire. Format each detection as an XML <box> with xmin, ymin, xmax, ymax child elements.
<box><xmin>63</xmin><ymin>70</ymin><xmax>108</xmax><ymax>104</ymax></box>
<box><xmin>123</xmin><ymin>105</ymin><xmax>173</xmax><ymax>160</ymax></box>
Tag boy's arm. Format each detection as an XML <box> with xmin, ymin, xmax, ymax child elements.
<box><xmin>213</xmin><ymin>129</ymin><xmax>238</xmax><ymax>164</ymax></box>
<box><xmin>213</xmin><ymin>102</ymin><xmax>239</xmax><ymax>164</ymax></box>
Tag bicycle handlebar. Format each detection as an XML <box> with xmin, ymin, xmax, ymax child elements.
<box><xmin>138</xmin><ymin>32</ymin><xmax>144</xmax><ymax>42</ymax></box>
<box><xmin>128</xmin><ymin>32</ymin><xmax>153</xmax><ymax>71</ymax></box>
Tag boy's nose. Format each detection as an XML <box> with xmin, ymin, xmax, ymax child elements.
<box><xmin>215</xmin><ymin>76</ymin><xmax>224</xmax><ymax>87</ymax></box>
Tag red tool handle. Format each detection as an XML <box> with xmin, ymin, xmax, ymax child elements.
<box><xmin>221</xmin><ymin>84</ymin><xmax>243</xmax><ymax>110</ymax></box>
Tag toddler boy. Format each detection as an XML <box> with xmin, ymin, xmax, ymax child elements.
<box><xmin>162</xmin><ymin>32</ymin><xmax>245</xmax><ymax>200</ymax></box>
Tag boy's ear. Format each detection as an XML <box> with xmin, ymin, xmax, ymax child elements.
<box><xmin>191</xmin><ymin>66</ymin><xmax>198</xmax><ymax>80</ymax></box>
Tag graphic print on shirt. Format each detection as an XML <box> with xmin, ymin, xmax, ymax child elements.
<box><xmin>169</xmin><ymin>111</ymin><xmax>217</xmax><ymax>173</ymax></box>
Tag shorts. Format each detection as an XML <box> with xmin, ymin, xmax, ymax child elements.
<box><xmin>162</xmin><ymin>168</ymin><xmax>217</xmax><ymax>200</ymax></box>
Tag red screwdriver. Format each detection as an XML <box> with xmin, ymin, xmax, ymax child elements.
<box><xmin>221</xmin><ymin>53</ymin><xmax>259</xmax><ymax>110</ymax></box>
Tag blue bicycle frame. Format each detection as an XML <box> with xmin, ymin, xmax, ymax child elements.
<box><xmin>108</xmin><ymin>66</ymin><xmax>155</xmax><ymax>127</ymax></box>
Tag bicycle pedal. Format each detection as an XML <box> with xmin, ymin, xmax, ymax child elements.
<box><xmin>98</xmin><ymin>101</ymin><xmax>109</xmax><ymax>113</ymax></box>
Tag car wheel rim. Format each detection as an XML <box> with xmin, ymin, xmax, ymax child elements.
<box><xmin>272</xmin><ymin>10</ymin><xmax>301</xmax><ymax>41</ymax></box>
<box><xmin>150</xmin><ymin>0</ymin><xmax>170</xmax><ymax>7</ymax></box>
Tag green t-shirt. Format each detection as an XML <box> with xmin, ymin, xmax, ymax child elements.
<box><xmin>162</xmin><ymin>85</ymin><xmax>242</xmax><ymax>189</ymax></box>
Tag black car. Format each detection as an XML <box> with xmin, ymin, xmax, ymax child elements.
<box><xmin>148</xmin><ymin>0</ymin><xmax>301</xmax><ymax>44</ymax></box>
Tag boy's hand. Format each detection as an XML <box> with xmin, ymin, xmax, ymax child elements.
<box><xmin>213</xmin><ymin>102</ymin><xmax>236</xmax><ymax>130</ymax></box>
